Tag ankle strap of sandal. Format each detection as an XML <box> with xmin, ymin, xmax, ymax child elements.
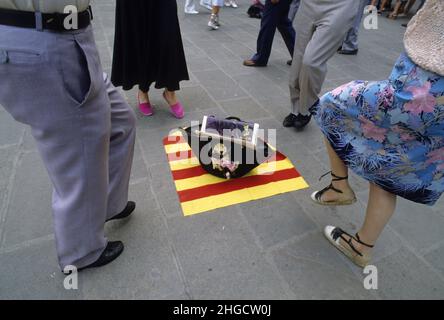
<box><xmin>355</xmin><ymin>233</ymin><xmax>374</xmax><ymax>248</ymax></box>
<box><xmin>331</xmin><ymin>172</ymin><xmax>348</xmax><ymax>181</ymax></box>
<box><xmin>332</xmin><ymin>228</ymin><xmax>364</xmax><ymax>257</ymax></box>
<box><xmin>331</xmin><ymin>228</ymin><xmax>374</xmax><ymax>257</ymax></box>
<box><xmin>315</xmin><ymin>172</ymin><xmax>350</xmax><ymax>198</ymax></box>
<box><xmin>319</xmin><ymin>171</ymin><xmax>349</xmax><ymax>182</ymax></box>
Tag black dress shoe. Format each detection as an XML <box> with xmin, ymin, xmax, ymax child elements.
<box><xmin>106</xmin><ymin>201</ymin><xmax>136</xmax><ymax>222</ymax></box>
<box><xmin>283</xmin><ymin>113</ymin><xmax>298</xmax><ymax>127</ymax></box>
<box><xmin>77</xmin><ymin>241</ymin><xmax>124</xmax><ymax>272</ymax></box>
<box><xmin>338</xmin><ymin>49</ymin><xmax>358</xmax><ymax>55</ymax></box>
<box><xmin>293</xmin><ymin>113</ymin><xmax>312</xmax><ymax>131</ymax></box>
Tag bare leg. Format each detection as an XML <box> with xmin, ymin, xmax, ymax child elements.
<box><xmin>320</xmin><ymin>138</ymin><xmax>355</xmax><ymax>202</ymax></box>
<box><xmin>369</xmin><ymin>0</ymin><xmax>379</xmax><ymax>13</ymax></box>
<box><xmin>399</xmin><ymin>1</ymin><xmax>408</xmax><ymax>15</ymax></box>
<box><xmin>380</xmin><ymin>0</ymin><xmax>390</xmax><ymax>11</ymax></box>
<box><xmin>340</xmin><ymin>183</ymin><xmax>397</xmax><ymax>255</ymax></box>
<box><xmin>325</xmin><ymin>137</ymin><xmax>348</xmax><ymax>177</ymax></box>
<box><xmin>389</xmin><ymin>0</ymin><xmax>403</xmax><ymax>18</ymax></box>
<box><xmin>212</xmin><ymin>5</ymin><xmax>220</xmax><ymax>15</ymax></box>
<box><xmin>138</xmin><ymin>88</ymin><xmax>151</xmax><ymax>104</ymax></box>
<box><xmin>163</xmin><ymin>89</ymin><xmax>178</xmax><ymax>106</ymax></box>
<box><xmin>357</xmin><ymin>183</ymin><xmax>396</xmax><ymax>251</ymax></box>
<box><xmin>208</xmin><ymin>5</ymin><xmax>221</xmax><ymax>29</ymax></box>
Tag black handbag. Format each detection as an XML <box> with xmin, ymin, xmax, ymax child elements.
<box><xmin>247</xmin><ymin>3</ymin><xmax>264</xmax><ymax>19</ymax></box>
<box><xmin>181</xmin><ymin>116</ymin><xmax>274</xmax><ymax>179</ymax></box>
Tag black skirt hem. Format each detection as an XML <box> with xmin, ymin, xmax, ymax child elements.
<box><xmin>114</xmin><ymin>76</ymin><xmax>190</xmax><ymax>93</ymax></box>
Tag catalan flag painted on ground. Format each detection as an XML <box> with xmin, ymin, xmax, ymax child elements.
<box><xmin>163</xmin><ymin>130</ymin><xmax>309</xmax><ymax>216</ymax></box>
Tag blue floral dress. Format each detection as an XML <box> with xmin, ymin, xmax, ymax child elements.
<box><xmin>311</xmin><ymin>53</ymin><xmax>444</xmax><ymax>205</ymax></box>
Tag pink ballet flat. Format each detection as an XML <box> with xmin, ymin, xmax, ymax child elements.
<box><xmin>170</xmin><ymin>102</ymin><xmax>185</xmax><ymax>119</ymax></box>
<box><xmin>137</xmin><ymin>97</ymin><xmax>154</xmax><ymax>116</ymax></box>
<box><xmin>163</xmin><ymin>91</ymin><xmax>185</xmax><ymax>119</ymax></box>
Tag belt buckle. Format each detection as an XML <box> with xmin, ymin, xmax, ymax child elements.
<box><xmin>45</xmin><ymin>12</ymin><xmax>64</xmax><ymax>30</ymax></box>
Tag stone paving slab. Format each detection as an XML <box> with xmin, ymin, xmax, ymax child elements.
<box><xmin>167</xmin><ymin>207</ymin><xmax>294</xmax><ymax>300</ymax></box>
<box><xmin>0</xmin><ymin>0</ymin><xmax>443</xmax><ymax>299</ymax></box>
<box><xmin>2</xmin><ymin>151</ymin><xmax>53</xmax><ymax>248</ymax></box>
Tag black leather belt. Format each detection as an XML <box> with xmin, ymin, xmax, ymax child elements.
<box><xmin>0</xmin><ymin>6</ymin><xmax>93</xmax><ymax>31</ymax></box>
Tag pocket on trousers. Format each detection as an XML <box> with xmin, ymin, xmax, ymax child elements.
<box><xmin>0</xmin><ymin>48</ymin><xmax>44</xmax><ymax>65</ymax></box>
<box><xmin>59</xmin><ymin>39</ymin><xmax>92</xmax><ymax>106</ymax></box>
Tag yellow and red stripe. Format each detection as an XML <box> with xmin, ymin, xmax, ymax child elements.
<box><xmin>163</xmin><ymin>131</ymin><xmax>309</xmax><ymax>216</ymax></box>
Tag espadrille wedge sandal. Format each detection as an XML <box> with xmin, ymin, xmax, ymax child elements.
<box><xmin>324</xmin><ymin>226</ymin><xmax>374</xmax><ymax>268</ymax></box>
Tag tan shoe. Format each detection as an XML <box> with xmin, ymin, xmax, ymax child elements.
<box><xmin>311</xmin><ymin>171</ymin><xmax>357</xmax><ymax>206</ymax></box>
<box><xmin>324</xmin><ymin>226</ymin><xmax>374</xmax><ymax>268</ymax></box>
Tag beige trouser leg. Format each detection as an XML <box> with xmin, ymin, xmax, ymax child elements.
<box><xmin>289</xmin><ymin>0</ymin><xmax>359</xmax><ymax>115</ymax></box>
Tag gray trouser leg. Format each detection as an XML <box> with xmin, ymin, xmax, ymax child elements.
<box><xmin>289</xmin><ymin>0</ymin><xmax>315</xmax><ymax>115</ymax></box>
<box><xmin>289</xmin><ymin>0</ymin><xmax>359</xmax><ymax>115</ymax></box>
<box><xmin>341</xmin><ymin>0</ymin><xmax>370</xmax><ymax>51</ymax></box>
<box><xmin>0</xmin><ymin>25</ymin><xmax>136</xmax><ymax>269</ymax></box>
<box><xmin>105</xmin><ymin>73</ymin><xmax>136</xmax><ymax>220</ymax></box>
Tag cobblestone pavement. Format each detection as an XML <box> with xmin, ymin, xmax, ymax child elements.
<box><xmin>1</xmin><ymin>0</ymin><xmax>443</xmax><ymax>299</ymax></box>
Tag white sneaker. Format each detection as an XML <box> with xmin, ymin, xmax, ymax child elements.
<box><xmin>185</xmin><ymin>9</ymin><xmax>199</xmax><ymax>14</ymax></box>
<box><xmin>225</xmin><ymin>0</ymin><xmax>238</xmax><ymax>8</ymax></box>
<box><xmin>200</xmin><ymin>0</ymin><xmax>212</xmax><ymax>11</ymax></box>
<box><xmin>208</xmin><ymin>14</ymin><xmax>219</xmax><ymax>30</ymax></box>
